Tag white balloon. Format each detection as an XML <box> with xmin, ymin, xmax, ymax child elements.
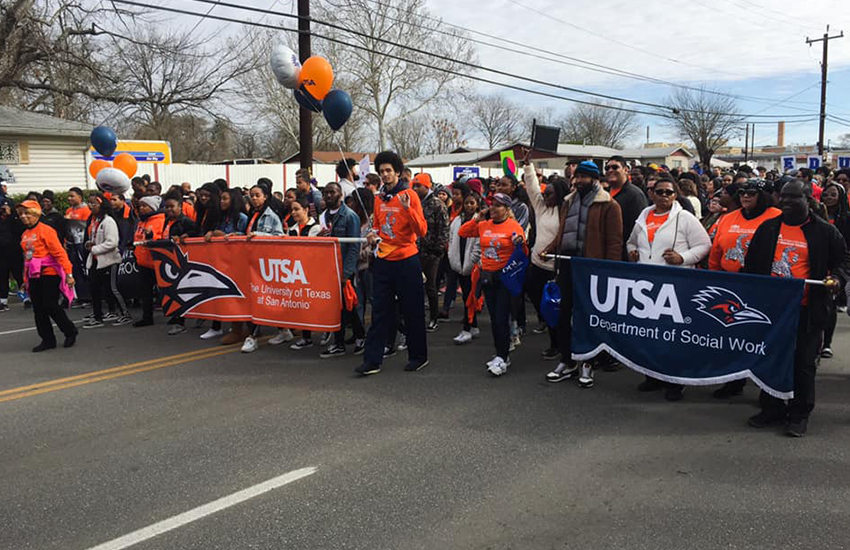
<box><xmin>270</xmin><ymin>44</ymin><xmax>302</xmax><ymax>89</ymax></box>
<box><xmin>96</xmin><ymin>167</ymin><xmax>131</xmax><ymax>195</ymax></box>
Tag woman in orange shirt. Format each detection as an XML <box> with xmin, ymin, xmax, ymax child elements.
<box><xmin>18</xmin><ymin>200</ymin><xmax>78</xmax><ymax>351</ymax></box>
<box><xmin>132</xmin><ymin>196</ymin><xmax>165</xmax><ymax>327</ymax></box>
<box><xmin>460</xmin><ymin>193</ymin><xmax>527</xmax><ymax>377</ymax></box>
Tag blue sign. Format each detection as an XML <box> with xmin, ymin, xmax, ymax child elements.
<box><xmin>453</xmin><ymin>166</ymin><xmax>480</xmax><ymax>182</ymax></box>
<box><xmin>569</xmin><ymin>258</ymin><xmax>803</xmax><ymax>398</ymax></box>
<box><xmin>92</xmin><ymin>151</ymin><xmax>166</xmax><ymax>162</ymax></box>
<box><xmin>782</xmin><ymin>156</ymin><xmax>795</xmax><ymax>170</ymax></box>
<box><xmin>808</xmin><ymin>156</ymin><xmax>821</xmax><ymax>169</ymax></box>
<box><xmin>839</xmin><ymin>156</ymin><xmax>850</xmax><ymax>169</ymax></box>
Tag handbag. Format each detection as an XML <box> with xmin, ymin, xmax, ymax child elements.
<box><xmin>500</xmin><ymin>245</ymin><xmax>529</xmax><ymax>297</ymax></box>
<box><xmin>540</xmin><ymin>280</ymin><xmax>561</xmax><ymax>328</ymax></box>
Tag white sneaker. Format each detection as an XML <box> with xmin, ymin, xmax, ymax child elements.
<box><xmin>578</xmin><ymin>363</ymin><xmax>594</xmax><ymax>388</ymax></box>
<box><xmin>241</xmin><ymin>336</ymin><xmax>258</xmax><ymax>353</ymax></box>
<box><xmin>453</xmin><ymin>330</ymin><xmax>473</xmax><ymax>345</ymax></box>
<box><xmin>200</xmin><ymin>328</ymin><xmax>224</xmax><ymax>340</ymax></box>
<box><xmin>103</xmin><ymin>312</ymin><xmax>120</xmax><ymax>322</ymax></box>
<box><xmin>397</xmin><ymin>333</ymin><xmax>407</xmax><ymax>351</ymax></box>
<box><xmin>546</xmin><ymin>362</ymin><xmax>577</xmax><ymax>383</ymax></box>
<box><xmin>470</xmin><ymin>327</ymin><xmax>480</xmax><ymax>338</ymax></box>
<box><xmin>269</xmin><ymin>328</ymin><xmax>294</xmax><ymax>345</ymax></box>
<box><xmin>487</xmin><ymin>356</ymin><xmax>510</xmax><ymax>376</ymax></box>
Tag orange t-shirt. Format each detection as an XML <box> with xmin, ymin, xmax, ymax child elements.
<box><xmin>20</xmin><ymin>222</ymin><xmax>73</xmax><ymax>279</ymax></box>
<box><xmin>459</xmin><ymin>217</ymin><xmax>527</xmax><ymax>271</ymax></box>
<box><xmin>182</xmin><ymin>202</ymin><xmax>197</xmax><ymax>222</ymax></box>
<box><xmin>65</xmin><ymin>205</ymin><xmax>91</xmax><ymax>221</ymax></box>
<box><xmin>610</xmin><ymin>186</ymin><xmax>622</xmax><ymax>198</ymax></box>
<box><xmin>645</xmin><ymin>210</ymin><xmax>669</xmax><ymax>244</ymax></box>
<box><xmin>133</xmin><ymin>213</ymin><xmax>165</xmax><ymax>268</ymax></box>
<box><xmin>771</xmin><ymin>223</ymin><xmax>810</xmax><ymax>305</ymax></box>
<box><xmin>373</xmin><ymin>188</ymin><xmax>428</xmax><ymax>261</ymax></box>
<box><xmin>708</xmin><ymin>207</ymin><xmax>781</xmax><ymax>272</ymax></box>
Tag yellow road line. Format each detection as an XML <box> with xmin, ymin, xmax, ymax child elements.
<box><xmin>0</xmin><ymin>345</ymin><xmax>240</xmax><ymax>398</ymax></box>
<box><xmin>0</xmin><ymin>347</ymin><xmax>240</xmax><ymax>404</ymax></box>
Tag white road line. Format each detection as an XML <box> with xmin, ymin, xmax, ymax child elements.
<box><xmin>83</xmin><ymin>467</ymin><xmax>317</xmax><ymax>550</ymax></box>
<box><xmin>0</xmin><ymin>319</ymin><xmax>84</xmax><ymax>336</ymax></box>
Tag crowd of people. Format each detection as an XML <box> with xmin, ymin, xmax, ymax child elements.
<box><xmin>2</xmin><ymin>151</ymin><xmax>850</xmax><ymax>438</ymax></box>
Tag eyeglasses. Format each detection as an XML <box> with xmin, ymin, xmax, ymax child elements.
<box><xmin>653</xmin><ymin>189</ymin><xmax>675</xmax><ymax>197</ymax></box>
<box><xmin>737</xmin><ymin>189</ymin><xmax>759</xmax><ymax>197</ymax></box>
<box><xmin>605</xmin><ymin>165</ymin><xmax>621</xmax><ymax>171</ymax></box>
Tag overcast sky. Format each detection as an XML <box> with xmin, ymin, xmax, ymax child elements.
<box><xmin>158</xmin><ymin>0</ymin><xmax>850</xmax><ymax>150</ymax></box>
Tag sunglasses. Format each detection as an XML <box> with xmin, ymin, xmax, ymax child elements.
<box><xmin>605</xmin><ymin>165</ymin><xmax>621</xmax><ymax>171</ymax></box>
<box><xmin>653</xmin><ymin>189</ymin><xmax>675</xmax><ymax>197</ymax></box>
<box><xmin>737</xmin><ymin>189</ymin><xmax>759</xmax><ymax>197</ymax></box>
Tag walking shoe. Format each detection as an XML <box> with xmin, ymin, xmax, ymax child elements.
<box><xmin>470</xmin><ymin>327</ymin><xmax>480</xmax><ymax>338</ymax></box>
<box><xmin>748</xmin><ymin>410</ymin><xmax>786</xmax><ymax>429</ymax></box>
<box><xmin>241</xmin><ymin>335</ymin><xmax>258</xmax><ymax>353</ymax></box>
<box><xmin>383</xmin><ymin>346</ymin><xmax>397</xmax><ymax>358</ymax></box>
<box><xmin>269</xmin><ymin>329</ymin><xmax>294</xmax><ymax>345</ymax></box>
<box><xmin>82</xmin><ymin>318</ymin><xmax>105</xmax><ymax>329</ymax></box>
<box><xmin>487</xmin><ymin>356</ymin><xmax>509</xmax><ymax>377</ymax></box>
<box><xmin>320</xmin><ymin>345</ymin><xmax>346</xmax><ymax>358</ymax></box>
<box><xmin>133</xmin><ymin>319</ymin><xmax>154</xmax><ymax>328</ymax></box>
<box><xmin>577</xmin><ymin>363</ymin><xmax>594</xmax><ymax>388</ymax></box>
<box><xmin>353</xmin><ymin>339</ymin><xmax>365</xmax><ymax>355</ymax></box>
<box><xmin>82</xmin><ymin>312</ymin><xmax>95</xmax><ymax>321</ymax></box>
<box><xmin>541</xmin><ymin>347</ymin><xmax>559</xmax><ymax>361</ymax></box>
<box><xmin>319</xmin><ymin>332</ymin><xmax>333</xmax><ymax>346</ymax></box>
<box><xmin>63</xmin><ymin>332</ymin><xmax>78</xmax><ymax>348</ymax></box>
<box><xmin>355</xmin><ymin>363</ymin><xmax>381</xmax><ymax>376</ymax></box>
<box><xmin>820</xmin><ymin>347</ymin><xmax>833</xmax><ymax>358</ymax></box>
<box><xmin>532</xmin><ymin>322</ymin><xmax>548</xmax><ymax>334</ymax></box>
<box><xmin>453</xmin><ymin>330</ymin><xmax>473</xmax><ymax>345</ymax></box>
<box><xmin>509</xmin><ymin>337</ymin><xmax>518</xmax><ymax>352</ymax></box>
<box><xmin>103</xmin><ymin>312</ymin><xmax>120</xmax><ymax>322</ymax></box>
<box><xmin>397</xmin><ymin>334</ymin><xmax>408</xmax><ymax>350</ymax></box>
<box><xmin>785</xmin><ymin>418</ymin><xmax>808</xmax><ymax>437</ymax></box>
<box><xmin>405</xmin><ymin>358</ymin><xmax>430</xmax><ymax>371</ymax></box>
<box><xmin>200</xmin><ymin>328</ymin><xmax>224</xmax><ymax>340</ymax></box>
<box><xmin>290</xmin><ymin>338</ymin><xmax>313</xmax><ymax>350</ymax></box>
<box><xmin>0</xmin><ymin>302</ymin><xmax>9</xmax><ymax>313</ymax></box>
<box><xmin>546</xmin><ymin>362</ymin><xmax>577</xmax><ymax>383</ymax></box>
<box><xmin>32</xmin><ymin>341</ymin><xmax>56</xmax><ymax>352</ymax></box>
<box><xmin>638</xmin><ymin>378</ymin><xmax>665</xmax><ymax>392</ymax></box>
<box><xmin>426</xmin><ymin>320</ymin><xmax>439</xmax><ymax>332</ymax></box>
<box><xmin>665</xmin><ymin>385</ymin><xmax>684</xmax><ymax>402</ymax></box>
<box><xmin>112</xmin><ymin>315</ymin><xmax>134</xmax><ymax>326</ymax></box>
<box><xmin>168</xmin><ymin>324</ymin><xmax>188</xmax><ymax>336</ymax></box>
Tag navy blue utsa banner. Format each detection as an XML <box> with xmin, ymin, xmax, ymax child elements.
<box><xmin>570</xmin><ymin>258</ymin><xmax>805</xmax><ymax>399</ymax></box>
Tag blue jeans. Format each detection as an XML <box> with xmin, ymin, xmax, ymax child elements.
<box><xmin>483</xmin><ymin>271</ymin><xmax>512</xmax><ymax>360</ymax></box>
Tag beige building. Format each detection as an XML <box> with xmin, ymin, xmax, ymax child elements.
<box><xmin>0</xmin><ymin>106</ymin><xmax>92</xmax><ymax>194</ymax></box>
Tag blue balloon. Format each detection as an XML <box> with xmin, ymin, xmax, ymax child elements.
<box><xmin>293</xmin><ymin>87</ymin><xmax>322</xmax><ymax>113</ymax></box>
<box><xmin>90</xmin><ymin>126</ymin><xmax>118</xmax><ymax>157</ymax></box>
<box><xmin>322</xmin><ymin>89</ymin><xmax>353</xmax><ymax>131</ymax></box>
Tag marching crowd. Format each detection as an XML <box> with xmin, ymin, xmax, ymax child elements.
<box><xmin>2</xmin><ymin>151</ymin><xmax>850</xmax><ymax>437</ymax></box>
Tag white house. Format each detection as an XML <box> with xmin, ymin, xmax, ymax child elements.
<box><xmin>0</xmin><ymin>106</ymin><xmax>93</xmax><ymax>194</ymax></box>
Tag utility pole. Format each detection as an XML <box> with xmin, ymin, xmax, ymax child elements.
<box><xmin>744</xmin><ymin>123</ymin><xmax>749</xmax><ymax>163</ymax></box>
<box><xmin>806</xmin><ymin>25</ymin><xmax>844</xmax><ymax>159</ymax></box>
<box><xmin>298</xmin><ymin>0</ymin><xmax>312</xmax><ymax>170</ymax></box>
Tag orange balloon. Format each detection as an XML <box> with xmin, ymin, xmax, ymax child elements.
<box><xmin>298</xmin><ymin>56</ymin><xmax>334</xmax><ymax>101</ymax></box>
<box><xmin>113</xmin><ymin>152</ymin><xmax>138</xmax><ymax>178</ymax></box>
<box><xmin>89</xmin><ymin>159</ymin><xmax>111</xmax><ymax>179</ymax></box>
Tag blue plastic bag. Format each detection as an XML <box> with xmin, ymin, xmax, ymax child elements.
<box><xmin>501</xmin><ymin>245</ymin><xmax>529</xmax><ymax>297</ymax></box>
<box><xmin>540</xmin><ymin>280</ymin><xmax>561</xmax><ymax>328</ymax></box>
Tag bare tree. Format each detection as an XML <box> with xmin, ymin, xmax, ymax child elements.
<box><xmin>315</xmin><ymin>0</ymin><xmax>476</xmax><ymax>150</ymax></box>
<box><xmin>665</xmin><ymin>88</ymin><xmax>743</xmax><ymax>167</ymax></box>
<box><xmin>425</xmin><ymin>117</ymin><xmax>467</xmax><ymax>155</ymax></box>
<box><xmin>558</xmin><ymin>102</ymin><xmax>638</xmax><ymax>148</ymax></box>
<box><xmin>387</xmin><ymin>115</ymin><xmax>426</xmax><ymax>160</ymax></box>
<box><xmin>837</xmin><ymin>133</ymin><xmax>850</xmax><ymax>149</ymax></box>
<box><xmin>468</xmin><ymin>94</ymin><xmax>522</xmax><ymax>149</ymax></box>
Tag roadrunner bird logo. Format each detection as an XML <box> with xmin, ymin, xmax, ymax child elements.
<box><xmin>692</xmin><ymin>286</ymin><xmax>771</xmax><ymax>327</ymax></box>
<box><xmin>149</xmin><ymin>243</ymin><xmax>243</xmax><ymax>317</ymax></box>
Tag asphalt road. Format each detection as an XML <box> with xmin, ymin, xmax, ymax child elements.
<box><xmin>1</xmin><ymin>300</ymin><xmax>850</xmax><ymax>550</ymax></box>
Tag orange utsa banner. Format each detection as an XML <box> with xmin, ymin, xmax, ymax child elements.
<box><xmin>146</xmin><ymin>237</ymin><xmax>343</xmax><ymax>331</ymax></box>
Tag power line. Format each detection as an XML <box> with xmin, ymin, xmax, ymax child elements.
<box><xmin>185</xmin><ymin>0</ymin><xmax>222</xmax><ymax>36</ymax></box>
<box><xmin>179</xmin><ymin>0</ymin><xmax>820</xmax><ymax>119</ymax></box>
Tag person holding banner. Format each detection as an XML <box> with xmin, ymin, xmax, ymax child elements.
<box><xmin>459</xmin><ymin>193</ymin><xmax>526</xmax><ymax>376</ymax></box>
<box><xmin>17</xmin><ymin>200</ymin><xmax>78</xmax><ymax>351</ymax></box>
<box><xmin>132</xmin><ymin>196</ymin><xmax>165</xmax><ymax>327</ymax></box>
<box><xmin>161</xmin><ymin>192</ymin><xmax>198</xmax><ymax>336</ymax></box>
<box><xmin>626</xmin><ymin>175</ymin><xmax>712</xmax><ymax>400</ymax></box>
<box><xmin>356</xmin><ymin>151</ymin><xmax>429</xmax><ymax>376</ymax></box>
<box><xmin>541</xmin><ymin>161</ymin><xmax>623</xmax><ymax>387</ymax></box>
<box><xmin>708</xmin><ymin>178</ymin><xmax>781</xmax><ymax>398</ymax></box>
<box><xmin>743</xmin><ymin>179</ymin><xmax>850</xmax><ymax>437</ymax></box>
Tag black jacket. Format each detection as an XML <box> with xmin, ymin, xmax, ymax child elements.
<box><xmin>613</xmin><ymin>182</ymin><xmax>648</xmax><ymax>260</ymax></box>
<box><xmin>164</xmin><ymin>215</ymin><xmax>197</xmax><ymax>238</ymax></box>
<box><xmin>743</xmin><ymin>214</ymin><xmax>850</xmax><ymax>329</ymax></box>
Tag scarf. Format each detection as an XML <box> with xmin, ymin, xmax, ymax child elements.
<box><xmin>561</xmin><ymin>184</ymin><xmax>599</xmax><ymax>254</ymax></box>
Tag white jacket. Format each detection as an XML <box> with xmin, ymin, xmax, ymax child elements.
<box><xmin>523</xmin><ymin>164</ymin><xmax>561</xmax><ymax>271</ymax></box>
<box><xmin>448</xmin><ymin>215</ymin><xmax>481</xmax><ymax>276</ymax></box>
<box><xmin>85</xmin><ymin>215</ymin><xmax>122</xmax><ymax>270</ymax></box>
<box><xmin>627</xmin><ymin>201</ymin><xmax>711</xmax><ymax>268</ymax></box>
